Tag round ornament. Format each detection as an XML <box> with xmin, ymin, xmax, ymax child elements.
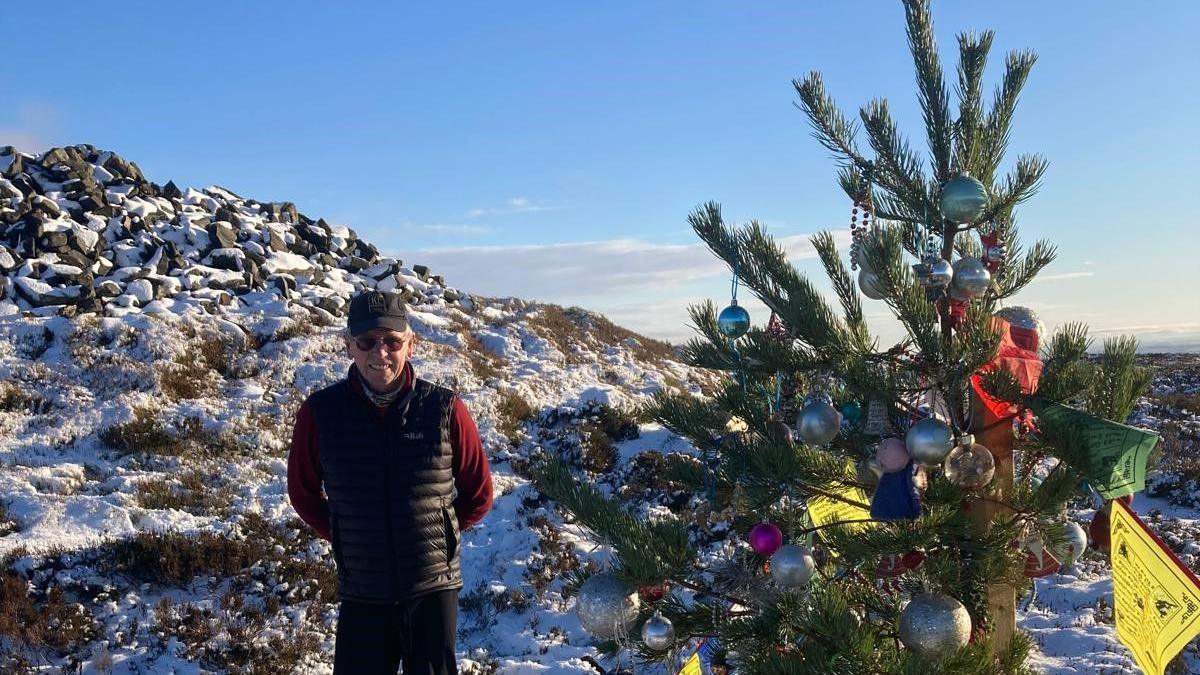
<box><xmin>949</xmin><ymin>257</ymin><xmax>991</xmax><ymax>300</ymax></box>
<box><xmin>717</xmin><ymin>303</ymin><xmax>751</xmax><ymax>338</ymax></box>
<box><xmin>842</xmin><ymin>401</ymin><xmax>863</xmax><ymax>425</ymax></box>
<box><xmin>926</xmin><ymin>258</ymin><xmax>953</xmax><ymax>288</ymax></box>
<box><xmin>939</xmin><ymin>175</ymin><xmax>988</xmax><ymax>224</ymax></box>
<box><xmin>898</xmin><ymin>592</ymin><xmax>972</xmax><ymax>659</ymax></box>
<box><xmin>640</xmin><ymin>611</ymin><xmax>675</xmax><ymax>651</ymax></box>
<box><xmin>749</xmin><ymin>522</ymin><xmax>784</xmax><ymax>557</ymax></box>
<box><xmin>858</xmin><ymin>266</ymin><xmax>886</xmax><ymax>300</ymax></box>
<box><xmin>995</xmin><ymin>305</ymin><xmax>1045</xmax><ymax>334</ymax></box>
<box><xmin>905</xmin><ymin>417</ymin><xmax>955</xmax><ymax>466</ymax></box>
<box><xmin>876</xmin><ymin>437</ymin><xmax>910</xmax><ymax>473</ymax></box>
<box><xmin>576</xmin><ymin>573</ymin><xmax>640</xmax><ymax>639</ymax></box>
<box><xmin>766</xmin><ymin>419</ymin><xmax>794</xmax><ymax>447</ymax></box>
<box><xmin>796</xmin><ymin>400</ymin><xmax>842</xmax><ymax>445</ymax></box>
<box><xmin>770</xmin><ymin>544</ymin><xmax>815</xmax><ymax>588</ymax></box>
<box><xmin>1049</xmin><ymin>520</ymin><xmax>1088</xmax><ymax>568</ymax></box>
<box><xmin>943</xmin><ymin>438</ymin><xmax>995</xmax><ymax>490</ymax></box>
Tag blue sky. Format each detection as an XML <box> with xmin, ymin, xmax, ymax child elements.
<box><xmin>4</xmin><ymin>1</ymin><xmax>1197</xmax><ymax>349</ymax></box>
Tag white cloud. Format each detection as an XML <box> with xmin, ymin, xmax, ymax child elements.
<box><xmin>405</xmin><ymin>223</ymin><xmax>491</xmax><ymax>235</ymax></box>
<box><xmin>1029</xmin><ymin>271</ymin><xmax>1094</xmax><ymax>283</ymax></box>
<box><xmin>410</xmin><ymin>231</ymin><xmax>851</xmax><ymax>303</ymax></box>
<box><xmin>465</xmin><ymin>197</ymin><xmax>561</xmax><ymax>219</ymax></box>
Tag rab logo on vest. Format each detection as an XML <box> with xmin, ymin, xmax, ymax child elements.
<box><xmin>401</xmin><ymin>432</ymin><xmax>425</xmax><ymax>440</ymax></box>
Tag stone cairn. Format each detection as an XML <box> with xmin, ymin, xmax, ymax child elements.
<box><xmin>0</xmin><ymin>144</ymin><xmax>466</xmax><ymax>323</ymax></box>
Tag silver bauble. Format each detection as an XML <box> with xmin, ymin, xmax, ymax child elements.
<box><xmin>905</xmin><ymin>418</ymin><xmax>955</xmax><ymax>466</ymax></box>
<box><xmin>898</xmin><ymin>592</ymin><xmax>972</xmax><ymax>659</ymax></box>
<box><xmin>1048</xmin><ymin>521</ymin><xmax>1088</xmax><ymax>568</ymax></box>
<box><xmin>640</xmin><ymin>611</ymin><xmax>675</xmax><ymax>651</ymax></box>
<box><xmin>949</xmin><ymin>257</ymin><xmax>991</xmax><ymax>299</ymax></box>
<box><xmin>943</xmin><ymin>440</ymin><xmax>995</xmax><ymax>490</ymax></box>
<box><xmin>939</xmin><ymin>175</ymin><xmax>988</xmax><ymax>224</ymax></box>
<box><xmin>858</xmin><ymin>266</ymin><xmax>886</xmax><ymax>300</ymax></box>
<box><xmin>796</xmin><ymin>400</ymin><xmax>842</xmax><ymax>446</ymax></box>
<box><xmin>995</xmin><ymin>305</ymin><xmax>1044</xmax><ymax>334</ymax></box>
<box><xmin>770</xmin><ymin>544</ymin><xmax>815</xmax><ymax>588</ymax></box>
<box><xmin>926</xmin><ymin>258</ymin><xmax>953</xmax><ymax>288</ymax></box>
<box><xmin>576</xmin><ymin>573</ymin><xmax>640</xmax><ymax>639</ymax></box>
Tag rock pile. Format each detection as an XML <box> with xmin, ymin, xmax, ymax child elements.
<box><xmin>0</xmin><ymin>144</ymin><xmax>466</xmax><ymax>323</ymax></box>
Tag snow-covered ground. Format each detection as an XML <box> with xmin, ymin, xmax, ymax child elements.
<box><xmin>3</xmin><ymin>293</ymin><xmax>1199</xmax><ymax>673</ymax></box>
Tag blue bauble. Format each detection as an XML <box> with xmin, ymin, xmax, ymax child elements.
<box><xmin>717</xmin><ymin>304</ymin><xmax>751</xmax><ymax>338</ymax></box>
<box><xmin>841</xmin><ymin>401</ymin><xmax>862</xmax><ymax>425</ymax></box>
<box><xmin>939</xmin><ymin>175</ymin><xmax>988</xmax><ymax>224</ymax></box>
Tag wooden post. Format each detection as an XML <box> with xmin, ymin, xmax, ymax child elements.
<box><xmin>970</xmin><ymin>393</ymin><xmax>1016</xmax><ymax>651</ymax></box>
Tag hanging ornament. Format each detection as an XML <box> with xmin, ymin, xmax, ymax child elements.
<box><xmin>905</xmin><ymin>417</ymin><xmax>955</xmax><ymax>466</ymax></box>
<box><xmin>949</xmin><ymin>256</ymin><xmax>991</xmax><ymax>300</ymax></box>
<box><xmin>848</xmin><ymin>168</ymin><xmax>875</xmax><ymax>271</ymax></box>
<box><xmin>770</xmin><ymin>544</ymin><xmax>815</xmax><ymax>588</ymax></box>
<box><xmin>864</xmin><ymin>399</ymin><xmax>893</xmax><ymax>436</ymax></box>
<box><xmin>876</xmin><ymin>437</ymin><xmax>910</xmax><ymax>473</ymax></box>
<box><xmin>943</xmin><ymin>435</ymin><xmax>996</xmax><ymax>490</ymax></box>
<box><xmin>1048</xmin><ymin>520</ymin><xmax>1089</xmax><ymax>568</ymax></box>
<box><xmin>858</xmin><ymin>266</ymin><xmax>886</xmax><ymax>300</ymax></box>
<box><xmin>856</xmin><ymin>457</ymin><xmax>883</xmax><ymax>490</ymax></box>
<box><xmin>640</xmin><ymin>611</ymin><xmax>675</xmax><ymax>651</ymax></box>
<box><xmin>749</xmin><ymin>521</ymin><xmax>784</xmax><ymax>557</ymax></box>
<box><xmin>898</xmin><ymin>592</ymin><xmax>972</xmax><ymax>659</ymax></box>
<box><xmin>876</xmin><ymin>551</ymin><xmax>927</xmax><ymax>578</ymax></box>
<box><xmin>576</xmin><ymin>572</ymin><xmax>641</xmax><ymax>639</ymax></box>
<box><xmin>1089</xmin><ymin>495</ymin><xmax>1134</xmax><ymax>552</ymax></box>
<box><xmin>637</xmin><ymin>583</ymin><xmax>667</xmax><ymax>602</ymax></box>
<box><xmin>979</xmin><ymin>227</ymin><xmax>1006</xmax><ymax>275</ymax></box>
<box><xmin>995</xmin><ymin>305</ymin><xmax>1045</xmax><ymax>336</ymax></box>
<box><xmin>841</xmin><ymin>401</ymin><xmax>862</xmax><ymax>425</ymax></box>
<box><xmin>717</xmin><ymin>303</ymin><xmax>751</xmax><ymax>338</ymax></box>
<box><xmin>1021</xmin><ymin>535</ymin><xmax>1061</xmax><ymax>578</ymax></box>
<box><xmin>796</xmin><ymin>399</ymin><xmax>842</xmax><ymax>445</ymax></box>
<box><xmin>870</xmin><ymin>460</ymin><xmax>922</xmax><ymax>521</ymax></box>
<box><xmin>766</xmin><ymin>311</ymin><xmax>789</xmax><ymax>342</ymax></box>
<box><xmin>938</xmin><ymin>175</ymin><xmax>988</xmax><ymax>224</ymax></box>
<box><xmin>766</xmin><ymin>418</ymin><xmax>794</xmax><ymax>447</ymax></box>
<box><xmin>926</xmin><ymin>257</ymin><xmax>953</xmax><ymax>288</ymax></box>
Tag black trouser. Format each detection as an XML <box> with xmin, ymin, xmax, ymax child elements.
<box><xmin>333</xmin><ymin>590</ymin><xmax>459</xmax><ymax>675</ymax></box>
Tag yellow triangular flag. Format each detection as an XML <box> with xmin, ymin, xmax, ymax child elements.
<box><xmin>677</xmin><ymin>650</ymin><xmax>702</xmax><ymax>675</ymax></box>
<box><xmin>1110</xmin><ymin>500</ymin><xmax>1200</xmax><ymax>674</ymax></box>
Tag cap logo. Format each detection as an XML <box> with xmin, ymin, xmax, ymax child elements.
<box><xmin>368</xmin><ymin>293</ymin><xmax>386</xmax><ymax>314</ymax></box>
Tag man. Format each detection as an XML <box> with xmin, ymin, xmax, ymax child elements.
<box><xmin>288</xmin><ymin>289</ymin><xmax>493</xmax><ymax>674</ymax></box>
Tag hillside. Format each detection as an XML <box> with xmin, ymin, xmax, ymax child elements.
<box><xmin>0</xmin><ymin>146</ymin><xmax>1199</xmax><ymax>673</ymax></box>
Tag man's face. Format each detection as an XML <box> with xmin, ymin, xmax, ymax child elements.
<box><xmin>345</xmin><ymin>328</ymin><xmax>415</xmax><ymax>392</ymax></box>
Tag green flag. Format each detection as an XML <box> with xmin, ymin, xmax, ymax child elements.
<box><xmin>1032</xmin><ymin>400</ymin><xmax>1158</xmax><ymax>499</ymax></box>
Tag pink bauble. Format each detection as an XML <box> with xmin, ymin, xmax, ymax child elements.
<box><xmin>876</xmin><ymin>437</ymin><xmax>910</xmax><ymax>473</ymax></box>
<box><xmin>748</xmin><ymin>522</ymin><xmax>784</xmax><ymax>557</ymax></box>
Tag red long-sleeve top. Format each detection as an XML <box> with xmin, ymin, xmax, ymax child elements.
<box><xmin>287</xmin><ymin>365</ymin><xmax>493</xmax><ymax>539</ymax></box>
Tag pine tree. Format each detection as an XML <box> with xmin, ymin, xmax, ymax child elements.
<box><xmin>535</xmin><ymin>1</ymin><xmax>1153</xmax><ymax>672</ymax></box>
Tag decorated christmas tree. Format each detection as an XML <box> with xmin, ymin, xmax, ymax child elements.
<box><xmin>536</xmin><ymin>1</ymin><xmax>1158</xmax><ymax>672</ymax></box>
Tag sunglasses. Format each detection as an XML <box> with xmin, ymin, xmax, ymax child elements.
<box><xmin>352</xmin><ymin>335</ymin><xmax>410</xmax><ymax>352</ymax></box>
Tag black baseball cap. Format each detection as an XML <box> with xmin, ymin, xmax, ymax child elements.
<box><xmin>347</xmin><ymin>290</ymin><xmax>410</xmax><ymax>336</ymax></box>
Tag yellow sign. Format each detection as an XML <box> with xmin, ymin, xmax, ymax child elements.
<box><xmin>1110</xmin><ymin>500</ymin><xmax>1200</xmax><ymax>675</ymax></box>
<box><xmin>807</xmin><ymin>461</ymin><xmax>872</xmax><ymax>531</ymax></box>
<box><xmin>677</xmin><ymin>651</ymin><xmax>702</xmax><ymax>675</ymax></box>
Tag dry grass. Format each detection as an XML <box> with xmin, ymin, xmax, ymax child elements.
<box><xmin>0</xmin><ymin>381</ymin><xmax>51</xmax><ymax>414</ymax></box>
<box><xmin>495</xmin><ymin>390</ymin><xmax>536</xmax><ymax>445</ymax></box>
<box><xmin>0</xmin><ymin>500</ymin><xmax>19</xmax><ymax>537</ymax></box>
<box><xmin>0</xmin><ymin>571</ymin><xmax>100</xmax><ymax>662</ymax></box>
<box><xmin>135</xmin><ymin>469</ymin><xmax>235</xmax><ymax>516</ymax></box>
<box><xmin>525</xmin><ymin>304</ymin><xmax>677</xmax><ymax>364</ymax></box>
<box><xmin>100</xmin><ymin>409</ymin><xmax>246</xmax><ymax>458</ymax></box>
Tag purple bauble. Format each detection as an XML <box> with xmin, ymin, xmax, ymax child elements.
<box><xmin>749</xmin><ymin>522</ymin><xmax>784</xmax><ymax>557</ymax></box>
<box><xmin>876</xmin><ymin>437</ymin><xmax>910</xmax><ymax>473</ymax></box>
